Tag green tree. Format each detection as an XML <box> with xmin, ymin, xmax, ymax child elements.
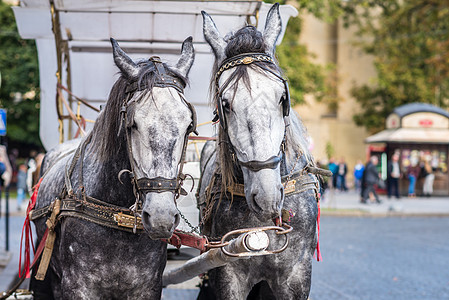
<box><xmin>0</xmin><ymin>0</ymin><xmax>42</xmax><ymax>148</ymax></box>
<box><xmin>338</xmin><ymin>0</ymin><xmax>449</xmax><ymax>132</ymax></box>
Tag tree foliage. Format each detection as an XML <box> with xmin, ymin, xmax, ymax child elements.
<box><xmin>0</xmin><ymin>1</ymin><xmax>42</xmax><ymax>147</ymax></box>
<box><xmin>338</xmin><ymin>0</ymin><xmax>449</xmax><ymax>132</ymax></box>
<box><xmin>267</xmin><ymin>0</ymin><xmax>342</xmax><ymax>108</ymax></box>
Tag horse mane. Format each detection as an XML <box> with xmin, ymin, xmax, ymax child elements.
<box><xmin>285</xmin><ymin>111</ymin><xmax>315</xmax><ymax>168</ymax></box>
<box><xmin>90</xmin><ymin>60</ymin><xmax>187</xmax><ymax>162</ymax></box>
<box><xmin>209</xmin><ymin>26</ymin><xmax>313</xmax><ymax>190</ymax></box>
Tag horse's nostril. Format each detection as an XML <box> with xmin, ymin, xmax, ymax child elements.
<box><xmin>250</xmin><ymin>193</ymin><xmax>263</xmax><ymax>213</ymax></box>
<box><xmin>142</xmin><ymin>211</ymin><xmax>150</xmax><ymax>226</ymax></box>
<box><xmin>279</xmin><ymin>185</ymin><xmax>285</xmax><ymax>205</ymax></box>
<box><xmin>174</xmin><ymin>214</ymin><xmax>180</xmax><ymax>228</ymax></box>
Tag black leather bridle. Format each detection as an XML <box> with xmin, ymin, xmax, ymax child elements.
<box><xmin>213</xmin><ymin>53</ymin><xmax>290</xmax><ymax>172</ymax></box>
<box><xmin>119</xmin><ymin>56</ymin><xmax>197</xmax><ymax>211</ymax></box>
<box><xmin>64</xmin><ymin>56</ymin><xmax>197</xmax><ymax>225</ymax></box>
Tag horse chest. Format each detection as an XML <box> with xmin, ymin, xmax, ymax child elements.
<box><xmin>55</xmin><ymin>219</ymin><xmax>167</xmax><ymax>297</ymax></box>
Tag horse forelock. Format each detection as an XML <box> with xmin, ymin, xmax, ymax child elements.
<box><xmin>90</xmin><ymin>61</ymin><xmax>188</xmax><ymax>162</ymax></box>
<box><xmin>224</xmin><ymin>26</ymin><xmax>266</xmax><ymax>57</ymax></box>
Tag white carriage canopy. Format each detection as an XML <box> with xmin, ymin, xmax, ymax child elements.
<box><xmin>13</xmin><ymin>0</ymin><xmax>298</xmax><ymax>154</ymax></box>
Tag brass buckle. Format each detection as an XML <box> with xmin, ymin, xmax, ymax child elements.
<box><xmin>284</xmin><ymin>179</ymin><xmax>296</xmax><ymax>194</ymax></box>
<box><xmin>150</xmin><ymin>56</ymin><xmax>162</xmax><ymax>63</ymax></box>
<box><xmin>114</xmin><ymin>212</ymin><xmax>143</xmax><ymax>230</ymax></box>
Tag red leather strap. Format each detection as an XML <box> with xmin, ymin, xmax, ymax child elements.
<box><xmin>315</xmin><ymin>199</ymin><xmax>322</xmax><ymax>262</ymax></box>
<box><xmin>19</xmin><ymin>178</ymin><xmax>43</xmax><ymax>278</ymax></box>
<box><xmin>163</xmin><ymin>229</ymin><xmax>208</xmax><ymax>253</ymax></box>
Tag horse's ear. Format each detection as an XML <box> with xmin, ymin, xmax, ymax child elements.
<box><xmin>263</xmin><ymin>3</ymin><xmax>282</xmax><ymax>57</ymax></box>
<box><xmin>175</xmin><ymin>36</ymin><xmax>195</xmax><ymax>78</ymax></box>
<box><xmin>202</xmin><ymin>11</ymin><xmax>226</xmax><ymax>64</ymax></box>
<box><xmin>110</xmin><ymin>38</ymin><xmax>139</xmax><ymax>79</ymax></box>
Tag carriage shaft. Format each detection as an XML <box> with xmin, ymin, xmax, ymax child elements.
<box><xmin>162</xmin><ymin>231</ymin><xmax>269</xmax><ymax>286</ymax></box>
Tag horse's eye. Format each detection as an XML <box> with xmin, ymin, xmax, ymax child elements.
<box><xmin>222</xmin><ymin>99</ymin><xmax>231</xmax><ymax>112</ymax></box>
<box><xmin>131</xmin><ymin>122</ymin><xmax>138</xmax><ymax>130</ymax></box>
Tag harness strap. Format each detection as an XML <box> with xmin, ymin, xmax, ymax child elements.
<box><xmin>30</xmin><ymin>196</ymin><xmax>144</xmax><ymax>234</ymax></box>
<box><xmin>227</xmin><ymin>171</ymin><xmax>319</xmax><ymax>198</ymax></box>
<box><xmin>136</xmin><ymin>177</ymin><xmax>178</xmax><ymax>193</ymax></box>
<box><xmin>64</xmin><ymin>134</ymin><xmax>93</xmax><ymax>195</ymax></box>
<box><xmin>35</xmin><ymin>199</ymin><xmax>61</xmax><ymax>281</ymax></box>
<box><xmin>162</xmin><ymin>229</ymin><xmax>209</xmax><ymax>253</ymax></box>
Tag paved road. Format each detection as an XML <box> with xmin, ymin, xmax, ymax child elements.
<box><xmin>310</xmin><ymin>216</ymin><xmax>449</xmax><ymax>300</ymax></box>
<box><xmin>2</xmin><ymin>200</ymin><xmax>449</xmax><ymax>299</ymax></box>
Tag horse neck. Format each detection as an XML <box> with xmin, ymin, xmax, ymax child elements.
<box><xmin>79</xmin><ymin>133</ymin><xmax>135</xmax><ymax>208</ymax></box>
<box><xmin>283</xmin><ymin>126</ymin><xmax>311</xmax><ymax>176</ymax></box>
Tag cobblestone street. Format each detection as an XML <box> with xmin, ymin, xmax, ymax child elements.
<box><xmin>310</xmin><ymin>216</ymin><xmax>449</xmax><ymax>299</ymax></box>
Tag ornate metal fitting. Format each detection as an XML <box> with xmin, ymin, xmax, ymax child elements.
<box><xmin>242</xmin><ymin>57</ymin><xmax>254</xmax><ymax>64</ymax></box>
<box><xmin>149</xmin><ymin>56</ymin><xmax>162</xmax><ymax>63</ymax></box>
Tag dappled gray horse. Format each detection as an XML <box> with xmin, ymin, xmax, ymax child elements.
<box><xmin>197</xmin><ymin>4</ymin><xmax>321</xmax><ymax>299</ymax></box>
<box><xmin>30</xmin><ymin>37</ymin><xmax>195</xmax><ymax>299</ymax></box>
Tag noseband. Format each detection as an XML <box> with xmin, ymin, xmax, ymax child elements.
<box><xmin>119</xmin><ymin>56</ymin><xmax>197</xmax><ymax>209</ymax></box>
<box><xmin>213</xmin><ymin>53</ymin><xmax>290</xmax><ymax>172</ymax></box>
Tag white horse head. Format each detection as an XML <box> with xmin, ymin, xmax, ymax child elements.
<box><xmin>203</xmin><ymin>4</ymin><xmax>288</xmax><ymax>220</ymax></box>
<box><xmin>109</xmin><ymin>37</ymin><xmax>195</xmax><ymax>238</ymax></box>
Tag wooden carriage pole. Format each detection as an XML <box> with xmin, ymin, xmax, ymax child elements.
<box><xmin>49</xmin><ymin>0</ymin><xmax>65</xmax><ymax>144</ymax></box>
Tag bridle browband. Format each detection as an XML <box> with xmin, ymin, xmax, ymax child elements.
<box><xmin>213</xmin><ymin>53</ymin><xmax>290</xmax><ymax>172</ymax></box>
<box><xmin>64</xmin><ymin>56</ymin><xmax>197</xmax><ymax>231</ymax></box>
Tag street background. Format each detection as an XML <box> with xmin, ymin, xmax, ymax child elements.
<box><xmin>1</xmin><ymin>190</ymin><xmax>449</xmax><ymax>299</ymax></box>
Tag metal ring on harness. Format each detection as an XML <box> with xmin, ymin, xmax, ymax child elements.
<box><xmin>217</xmin><ymin>225</ymin><xmax>291</xmax><ymax>257</ymax></box>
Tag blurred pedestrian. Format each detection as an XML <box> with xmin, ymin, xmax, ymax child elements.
<box><xmin>336</xmin><ymin>157</ymin><xmax>348</xmax><ymax>191</ymax></box>
<box><xmin>26</xmin><ymin>150</ymin><xmax>37</xmax><ymax>194</ymax></box>
<box><xmin>328</xmin><ymin>157</ymin><xmax>338</xmax><ymax>189</ymax></box>
<box><xmin>362</xmin><ymin>156</ymin><xmax>382</xmax><ymax>204</ymax></box>
<box><xmin>0</xmin><ymin>146</ymin><xmax>12</xmax><ymax>189</ymax></box>
<box><xmin>0</xmin><ymin>157</ymin><xmax>6</xmax><ymax>187</ymax></box>
<box><xmin>354</xmin><ymin>159</ymin><xmax>364</xmax><ymax>192</ymax></box>
<box><xmin>8</xmin><ymin>148</ymin><xmax>19</xmax><ymax>186</ymax></box>
<box><xmin>407</xmin><ymin>162</ymin><xmax>420</xmax><ymax>198</ymax></box>
<box><xmin>387</xmin><ymin>153</ymin><xmax>401</xmax><ymax>199</ymax></box>
<box><xmin>422</xmin><ymin>159</ymin><xmax>434</xmax><ymax>197</ymax></box>
<box><xmin>16</xmin><ymin>164</ymin><xmax>27</xmax><ymax>210</ymax></box>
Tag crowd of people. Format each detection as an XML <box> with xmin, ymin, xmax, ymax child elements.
<box><xmin>322</xmin><ymin>152</ymin><xmax>436</xmax><ymax>203</ymax></box>
<box><xmin>0</xmin><ymin>149</ymin><xmax>45</xmax><ymax>211</ymax></box>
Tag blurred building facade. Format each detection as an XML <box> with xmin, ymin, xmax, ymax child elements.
<box><xmin>293</xmin><ymin>12</ymin><xmax>374</xmax><ymax>175</ymax></box>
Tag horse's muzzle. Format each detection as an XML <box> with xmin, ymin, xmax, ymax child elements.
<box><xmin>141</xmin><ymin>193</ymin><xmax>180</xmax><ymax>239</ymax></box>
